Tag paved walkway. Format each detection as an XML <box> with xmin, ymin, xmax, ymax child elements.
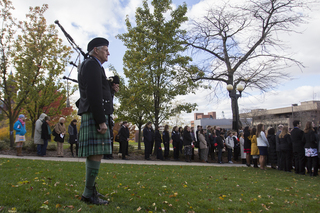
<box><xmin>0</xmin><ymin>154</ymin><xmax>246</xmax><ymax>167</ymax></box>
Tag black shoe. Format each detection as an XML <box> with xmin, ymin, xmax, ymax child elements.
<box><xmin>146</xmin><ymin>158</ymin><xmax>151</xmax><ymax>160</ymax></box>
<box><xmin>122</xmin><ymin>158</ymin><xmax>129</xmax><ymax>160</ymax></box>
<box><xmin>81</xmin><ymin>195</ymin><xmax>109</xmax><ymax>205</ymax></box>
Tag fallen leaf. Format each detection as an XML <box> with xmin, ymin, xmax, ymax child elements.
<box><xmin>77</xmin><ymin>208</ymin><xmax>82</xmax><ymax>212</ymax></box>
<box><xmin>137</xmin><ymin>206</ymin><xmax>142</xmax><ymax>211</ymax></box>
<box><xmin>56</xmin><ymin>204</ymin><xmax>61</xmax><ymax>208</ymax></box>
<box><xmin>43</xmin><ymin>200</ymin><xmax>49</xmax><ymax>205</ymax></box>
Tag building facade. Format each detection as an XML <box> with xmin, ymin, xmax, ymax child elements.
<box><xmin>240</xmin><ymin>101</ymin><xmax>320</xmax><ymax>129</ymax></box>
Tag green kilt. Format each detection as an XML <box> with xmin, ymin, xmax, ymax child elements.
<box><xmin>78</xmin><ymin>113</ymin><xmax>112</xmax><ymax>157</ymax></box>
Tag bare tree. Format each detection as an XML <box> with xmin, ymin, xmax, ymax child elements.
<box><xmin>184</xmin><ymin>0</ymin><xmax>313</xmax><ymax>129</ymax></box>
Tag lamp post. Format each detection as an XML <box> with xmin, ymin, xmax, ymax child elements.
<box><xmin>227</xmin><ymin>84</ymin><xmax>244</xmax><ymax>134</ymax></box>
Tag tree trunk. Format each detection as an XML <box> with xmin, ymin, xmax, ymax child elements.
<box><xmin>230</xmin><ymin>90</ymin><xmax>242</xmax><ymax>132</ymax></box>
<box><xmin>9</xmin><ymin>118</ymin><xmax>14</xmax><ymax>147</ymax></box>
<box><xmin>138</xmin><ymin>124</ymin><xmax>142</xmax><ymax>150</ymax></box>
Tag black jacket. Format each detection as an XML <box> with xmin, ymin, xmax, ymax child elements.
<box><xmin>78</xmin><ymin>57</ymin><xmax>113</xmax><ymax>124</ymax></box>
<box><xmin>216</xmin><ymin>136</ymin><xmax>224</xmax><ymax>149</ymax></box>
<box><xmin>143</xmin><ymin>127</ymin><xmax>154</xmax><ymax>143</ymax></box>
<box><xmin>171</xmin><ymin>131</ymin><xmax>180</xmax><ymax>147</ymax></box>
<box><xmin>183</xmin><ymin>130</ymin><xmax>193</xmax><ymax>146</ymax></box>
<box><xmin>279</xmin><ymin>134</ymin><xmax>292</xmax><ymax>151</ymax></box>
<box><xmin>303</xmin><ymin>130</ymin><xmax>318</xmax><ymax>149</ymax></box>
<box><xmin>41</xmin><ymin>121</ymin><xmax>51</xmax><ymax>140</ymax></box>
<box><xmin>119</xmin><ymin>126</ymin><xmax>129</xmax><ymax>143</ymax></box>
<box><xmin>290</xmin><ymin>127</ymin><xmax>304</xmax><ymax>153</ymax></box>
<box><xmin>267</xmin><ymin>134</ymin><xmax>277</xmax><ymax>164</ymax></box>
<box><xmin>162</xmin><ymin>131</ymin><xmax>170</xmax><ymax>143</ymax></box>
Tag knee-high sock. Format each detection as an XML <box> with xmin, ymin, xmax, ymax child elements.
<box><xmin>83</xmin><ymin>158</ymin><xmax>101</xmax><ymax>198</ymax></box>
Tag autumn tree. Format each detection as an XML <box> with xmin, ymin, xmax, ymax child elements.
<box><xmin>13</xmin><ymin>4</ymin><xmax>73</xmax><ymax>137</ymax></box>
<box><xmin>117</xmin><ymin>0</ymin><xmax>198</xmax><ymax>130</ymax></box>
<box><xmin>184</xmin><ymin>0</ymin><xmax>312</xmax><ymax>129</ymax></box>
<box><xmin>116</xmin><ymin>82</ymin><xmax>151</xmax><ymax>150</ymax></box>
<box><xmin>0</xmin><ymin>0</ymin><xmax>23</xmax><ymax>147</ymax></box>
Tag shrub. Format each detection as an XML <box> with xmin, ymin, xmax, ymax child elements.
<box><xmin>23</xmin><ymin>140</ymin><xmax>37</xmax><ymax>151</ymax></box>
<box><xmin>47</xmin><ymin>144</ymin><xmax>57</xmax><ymax>151</ymax></box>
<box><xmin>113</xmin><ymin>146</ymin><xmax>119</xmax><ymax>153</ymax></box>
<box><xmin>128</xmin><ymin>144</ymin><xmax>135</xmax><ymax>152</ymax></box>
<box><xmin>0</xmin><ymin>141</ymin><xmax>10</xmax><ymax>151</ymax></box>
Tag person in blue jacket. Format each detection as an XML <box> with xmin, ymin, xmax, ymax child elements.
<box><xmin>13</xmin><ymin>114</ymin><xmax>27</xmax><ymax>156</ymax></box>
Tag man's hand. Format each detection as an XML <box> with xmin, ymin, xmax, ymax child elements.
<box><xmin>98</xmin><ymin>123</ymin><xmax>108</xmax><ymax>134</ymax></box>
<box><xmin>112</xmin><ymin>84</ymin><xmax>119</xmax><ymax>93</ymax></box>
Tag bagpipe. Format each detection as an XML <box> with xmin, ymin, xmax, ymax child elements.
<box><xmin>55</xmin><ymin>20</ymin><xmax>119</xmax><ymax>85</ymax></box>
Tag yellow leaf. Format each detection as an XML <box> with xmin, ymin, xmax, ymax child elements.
<box><xmin>222</xmin><ymin>195</ymin><xmax>227</xmax><ymax>198</ymax></box>
<box><xmin>219</xmin><ymin>196</ymin><xmax>224</xmax><ymax>200</ymax></box>
<box><xmin>56</xmin><ymin>204</ymin><xmax>61</xmax><ymax>208</ymax></box>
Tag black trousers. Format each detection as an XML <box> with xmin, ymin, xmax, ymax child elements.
<box><xmin>121</xmin><ymin>141</ymin><xmax>128</xmax><ymax>159</ymax></box>
<box><xmin>155</xmin><ymin>141</ymin><xmax>163</xmax><ymax>160</ymax></box>
<box><xmin>281</xmin><ymin>150</ymin><xmax>292</xmax><ymax>171</ymax></box>
<box><xmin>164</xmin><ymin>142</ymin><xmax>169</xmax><ymax>158</ymax></box>
<box><xmin>173</xmin><ymin>141</ymin><xmax>180</xmax><ymax>159</ymax></box>
<box><xmin>307</xmin><ymin>157</ymin><xmax>318</xmax><ymax>176</ymax></box>
<box><xmin>277</xmin><ymin>151</ymin><xmax>282</xmax><ymax>170</ymax></box>
<box><xmin>294</xmin><ymin>151</ymin><xmax>305</xmax><ymax>174</ymax></box>
<box><xmin>144</xmin><ymin>141</ymin><xmax>151</xmax><ymax>159</ymax></box>
<box><xmin>234</xmin><ymin>147</ymin><xmax>240</xmax><ymax>161</ymax></box>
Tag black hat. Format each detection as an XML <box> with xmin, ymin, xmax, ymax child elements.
<box><xmin>87</xmin><ymin>37</ymin><xmax>109</xmax><ymax>52</ymax></box>
<box><xmin>109</xmin><ymin>75</ymin><xmax>120</xmax><ymax>84</ymax></box>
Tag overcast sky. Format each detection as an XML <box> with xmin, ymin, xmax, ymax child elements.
<box><xmin>11</xmin><ymin>0</ymin><xmax>320</xmax><ymax>123</ymax></box>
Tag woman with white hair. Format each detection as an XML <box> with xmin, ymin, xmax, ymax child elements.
<box><xmin>54</xmin><ymin>117</ymin><xmax>66</xmax><ymax>157</ymax></box>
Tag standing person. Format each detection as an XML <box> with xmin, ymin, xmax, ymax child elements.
<box><xmin>172</xmin><ymin>126</ymin><xmax>180</xmax><ymax>161</ymax></box>
<box><xmin>279</xmin><ymin>126</ymin><xmax>292</xmax><ymax>172</ymax></box>
<box><xmin>216</xmin><ymin>134</ymin><xmax>224</xmax><ymax>163</ymax></box>
<box><xmin>179</xmin><ymin>127</ymin><xmax>183</xmax><ymax>154</ymax></box>
<box><xmin>40</xmin><ymin>116</ymin><xmax>51</xmax><ymax>157</ymax></box>
<box><xmin>77</xmin><ymin>37</ymin><xmax>115</xmax><ymax>205</ymax></box>
<box><xmin>276</xmin><ymin>124</ymin><xmax>283</xmax><ymax>170</ymax></box>
<box><xmin>198</xmin><ymin>129</ymin><xmax>208</xmax><ymax>163</ymax></box>
<box><xmin>183</xmin><ymin>126</ymin><xmax>193</xmax><ymax>162</ymax></box>
<box><xmin>267</xmin><ymin>127</ymin><xmax>277</xmax><ymax>169</ymax></box>
<box><xmin>190</xmin><ymin>127</ymin><xmax>196</xmax><ymax>160</ymax></box>
<box><xmin>195</xmin><ymin>125</ymin><xmax>201</xmax><ymax>159</ymax></box>
<box><xmin>291</xmin><ymin>120</ymin><xmax>305</xmax><ymax>175</ymax></box>
<box><xmin>103</xmin><ymin>75</ymin><xmax>120</xmax><ymax>160</ymax></box>
<box><xmin>143</xmin><ymin>122</ymin><xmax>153</xmax><ymax>160</ymax></box>
<box><xmin>225</xmin><ymin>131</ymin><xmax>234</xmax><ymax>163</ymax></box>
<box><xmin>239</xmin><ymin>132</ymin><xmax>246</xmax><ymax>164</ymax></box>
<box><xmin>68</xmin><ymin>119</ymin><xmax>78</xmax><ymax>157</ymax></box>
<box><xmin>54</xmin><ymin>117</ymin><xmax>66</xmax><ymax>157</ymax></box>
<box><xmin>155</xmin><ymin>126</ymin><xmax>164</xmax><ymax>160</ymax></box>
<box><xmin>257</xmin><ymin>124</ymin><xmax>269</xmax><ymax>170</ymax></box>
<box><xmin>302</xmin><ymin>121</ymin><xmax>318</xmax><ymax>176</ymax></box>
<box><xmin>119</xmin><ymin>121</ymin><xmax>129</xmax><ymax>160</ymax></box>
<box><xmin>162</xmin><ymin>125</ymin><xmax>170</xmax><ymax>160</ymax></box>
<box><xmin>34</xmin><ymin>113</ymin><xmax>47</xmax><ymax>156</ymax></box>
<box><xmin>233</xmin><ymin>131</ymin><xmax>240</xmax><ymax>161</ymax></box>
<box><xmin>243</xmin><ymin>126</ymin><xmax>251</xmax><ymax>167</ymax></box>
<box><xmin>249</xmin><ymin>128</ymin><xmax>259</xmax><ymax>168</ymax></box>
<box><xmin>13</xmin><ymin>114</ymin><xmax>27</xmax><ymax>156</ymax></box>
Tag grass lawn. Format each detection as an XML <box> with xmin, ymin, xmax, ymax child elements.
<box><xmin>0</xmin><ymin>158</ymin><xmax>319</xmax><ymax>213</ymax></box>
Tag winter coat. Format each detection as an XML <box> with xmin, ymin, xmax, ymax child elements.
<box><xmin>41</xmin><ymin>121</ymin><xmax>51</xmax><ymax>141</ymax></box>
<box><xmin>34</xmin><ymin>113</ymin><xmax>47</xmax><ymax>145</ymax></box>
<box><xmin>291</xmin><ymin>127</ymin><xmax>304</xmax><ymax>153</ymax></box>
<box><xmin>303</xmin><ymin>130</ymin><xmax>318</xmax><ymax>149</ymax></box>
<box><xmin>13</xmin><ymin>120</ymin><xmax>27</xmax><ymax>136</ymax></box>
<box><xmin>225</xmin><ymin>136</ymin><xmax>234</xmax><ymax>149</ymax></box>
<box><xmin>199</xmin><ymin>133</ymin><xmax>208</xmax><ymax>149</ymax></box>
<box><xmin>54</xmin><ymin>122</ymin><xmax>66</xmax><ymax>143</ymax></box>
<box><xmin>216</xmin><ymin>136</ymin><xmax>224</xmax><ymax>150</ymax></box>
<box><xmin>171</xmin><ymin>131</ymin><xmax>180</xmax><ymax>148</ymax></box>
<box><xmin>68</xmin><ymin>124</ymin><xmax>78</xmax><ymax>144</ymax></box>
<box><xmin>250</xmin><ymin>135</ymin><xmax>259</xmax><ymax>155</ymax></box>
<box><xmin>279</xmin><ymin>134</ymin><xmax>292</xmax><ymax>151</ymax></box>
<box><xmin>183</xmin><ymin>129</ymin><xmax>193</xmax><ymax>146</ymax></box>
<box><xmin>240</xmin><ymin>137</ymin><xmax>246</xmax><ymax>159</ymax></box>
<box><xmin>267</xmin><ymin>134</ymin><xmax>277</xmax><ymax>164</ymax></box>
<box><xmin>257</xmin><ymin>131</ymin><xmax>269</xmax><ymax>147</ymax></box>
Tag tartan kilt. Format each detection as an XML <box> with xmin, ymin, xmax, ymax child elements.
<box><xmin>78</xmin><ymin>113</ymin><xmax>112</xmax><ymax>157</ymax></box>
